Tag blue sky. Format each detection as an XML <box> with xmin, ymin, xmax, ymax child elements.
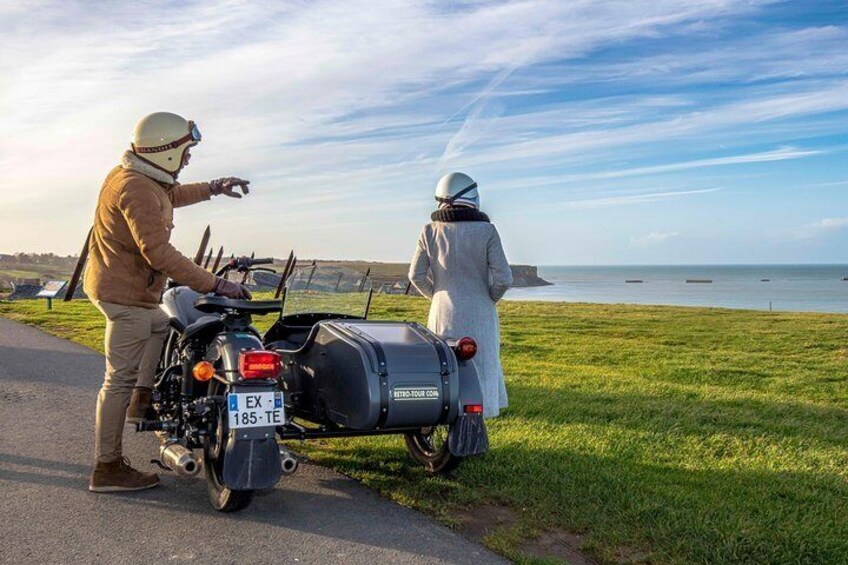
<box><xmin>1</xmin><ymin>0</ymin><xmax>846</xmax><ymax>264</ymax></box>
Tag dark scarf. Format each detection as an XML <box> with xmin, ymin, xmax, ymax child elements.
<box><xmin>431</xmin><ymin>207</ymin><xmax>490</xmax><ymax>223</ymax></box>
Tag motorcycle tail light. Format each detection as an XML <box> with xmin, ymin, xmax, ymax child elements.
<box><xmin>454</xmin><ymin>337</ymin><xmax>477</xmax><ymax>361</ymax></box>
<box><xmin>238</xmin><ymin>351</ymin><xmax>281</xmax><ymax>380</ymax></box>
<box><xmin>464</xmin><ymin>404</ymin><xmax>484</xmax><ymax>414</ymax></box>
<box><xmin>192</xmin><ymin>361</ymin><xmax>216</xmax><ymax>382</ymax></box>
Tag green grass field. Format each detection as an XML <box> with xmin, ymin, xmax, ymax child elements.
<box><xmin>0</xmin><ymin>264</ymin><xmax>74</xmax><ymax>280</ymax></box>
<box><xmin>0</xmin><ymin>268</ymin><xmax>47</xmax><ymax>280</ymax></box>
<box><xmin>1</xmin><ymin>296</ymin><xmax>846</xmax><ymax>564</ymax></box>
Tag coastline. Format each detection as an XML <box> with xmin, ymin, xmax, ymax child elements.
<box><xmin>505</xmin><ymin>264</ymin><xmax>848</xmax><ymax>314</ymax></box>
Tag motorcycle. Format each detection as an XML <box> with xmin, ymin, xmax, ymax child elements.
<box><xmin>140</xmin><ymin>258</ymin><xmax>488</xmax><ymax>512</ymax></box>
<box><xmin>143</xmin><ymin>256</ymin><xmax>286</xmax><ymax>511</ymax></box>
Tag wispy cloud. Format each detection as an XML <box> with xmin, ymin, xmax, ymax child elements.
<box><xmin>793</xmin><ymin>217</ymin><xmax>848</xmax><ymax>240</ymax></box>
<box><xmin>0</xmin><ymin>0</ymin><xmax>845</xmax><ymax>264</ymax></box>
<box><xmin>563</xmin><ymin>147</ymin><xmax>824</xmax><ymax>182</ymax></box>
<box><xmin>556</xmin><ymin>188</ymin><xmax>720</xmax><ymax>210</ymax></box>
<box><xmin>630</xmin><ymin>231</ymin><xmax>680</xmax><ymax>247</ymax></box>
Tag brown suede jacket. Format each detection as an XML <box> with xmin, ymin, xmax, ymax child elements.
<box><xmin>84</xmin><ymin>156</ymin><xmax>218</xmax><ymax>308</ymax></box>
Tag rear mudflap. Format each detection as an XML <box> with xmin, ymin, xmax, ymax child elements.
<box><xmin>222</xmin><ymin>427</ymin><xmax>282</xmax><ymax>490</ymax></box>
<box><xmin>448</xmin><ymin>414</ymin><xmax>489</xmax><ymax>457</ymax></box>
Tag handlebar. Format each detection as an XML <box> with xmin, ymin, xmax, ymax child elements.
<box><xmin>214</xmin><ymin>256</ymin><xmax>275</xmax><ymax>277</ymax></box>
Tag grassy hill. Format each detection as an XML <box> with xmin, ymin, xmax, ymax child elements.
<box><xmin>1</xmin><ymin>296</ymin><xmax>846</xmax><ymax>563</ymax></box>
<box><xmin>0</xmin><ymin>254</ymin><xmax>550</xmax><ymax>292</ymax></box>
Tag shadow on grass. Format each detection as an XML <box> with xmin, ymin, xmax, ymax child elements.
<box><xmin>305</xmin><ymin>435</ymin><xmax>848</xmax><ymax>564</ymax></box>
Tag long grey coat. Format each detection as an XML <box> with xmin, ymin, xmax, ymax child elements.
<box><xmin>408</xmin><ymin>220</ymin><xmax>513</xmax><ymax>418</ymax></box>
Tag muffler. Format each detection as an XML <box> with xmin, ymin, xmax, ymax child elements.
<box><xmin>160</xmin><ymin>442</ymin><xmax>201</xmax><ymax>477</ymax></box>
<box><xmin>280</xmin><ymin>448</ymin><xmax>299</xmax><ymax>475</ymax></box>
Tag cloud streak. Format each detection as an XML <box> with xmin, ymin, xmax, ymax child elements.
<box><xmin>630</xmin><ymin>231</ymin><xmax>680</xmax><ymax>247</ymax></box>
<box><xmin>556</xmin><ymin>188</ymin><xmax>720</xmax><ymax>210</ymax></box>
<box><xmin>793</xmin><ymin>217</ymin><xmax>848</xmax><ymax>240</ymax></box>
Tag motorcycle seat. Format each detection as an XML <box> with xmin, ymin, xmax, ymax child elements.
<box><xmin>195</xmin><ymin>296</ymin><xmax>282</xmax><ymax>315</ymax></box>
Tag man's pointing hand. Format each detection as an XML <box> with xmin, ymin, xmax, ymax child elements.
<box><xmin>210</xmin><ymin>177</ymin><xmax>250</xmax><ymax>198</ymax></box>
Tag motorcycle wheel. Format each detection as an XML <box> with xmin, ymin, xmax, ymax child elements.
<box><xmin>203</xmin><ymin>405</ymin><xmax>254</xmax><ymax>512</ymax></box>
<box><xmin>404</xmin><ymin>425</ymin><xmax>462</xmax><ymax>474</ymax></box>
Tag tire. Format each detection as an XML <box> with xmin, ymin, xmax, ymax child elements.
<box><xmin>157</xmin><ymin>330</ymin><xmax>179</xmax><ymax>375</ymax></box>
<box><xmin>404</xmin><ymin>425</ymin><xmax>463</xmax><ymax>474</ymax></box>
<box><xmin>203</xmin><ymin>404</ymin><xmax>254</xmax><ymax>512</ymax></box>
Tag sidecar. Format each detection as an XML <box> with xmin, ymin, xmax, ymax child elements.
<box><xmin>264</xmin><ymin>266</ymin><xmax>488</xmax><ymax>473</ymax></box>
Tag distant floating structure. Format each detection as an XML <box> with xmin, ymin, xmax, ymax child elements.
<box><xmin>625</xmin><ymin>279</ymin><xmax>644</xmax><ymax>283</ymax></box>
<box><xmin>842</xmin><ymin>277</ymin><xmax>848</xmax><ymax>281</ymax></box>
<box><xmin>761</xmin><ymin>279</ymin><xmax>770</xmax><ymax>282</ymax></box>
<box><xmin>686</xmin><ymin>279</ymin><xmax>713</xmax><ymax>284</ymax></box>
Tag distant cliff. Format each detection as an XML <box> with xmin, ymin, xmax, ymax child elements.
<box><xmin>510</xmin><ymin>265</ymin><xmax>552</xmax><ymax>287</ymax></box>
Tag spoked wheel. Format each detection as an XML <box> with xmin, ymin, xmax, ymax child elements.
<box><xmin>404</xmin><ymin>425</ymin><xmax>462</xmax><ymax>474</ymax></box>
<box><xmin>203</xmin><ymin>404</ymin><xmax>254</xmax><ymax>512</ymax></box>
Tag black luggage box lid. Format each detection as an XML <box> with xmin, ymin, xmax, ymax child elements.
<box><xmin>326</xmin><ymin>320</ymin><xmax>450</xmax><ymax>375</ymax></box>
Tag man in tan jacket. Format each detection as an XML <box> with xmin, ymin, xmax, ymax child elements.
<box><xmin>85</xmin><ymin>112</ymin><xmax>252</xmax><ymax>492</ymax></box>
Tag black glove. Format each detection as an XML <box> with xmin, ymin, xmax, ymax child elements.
<box><xmin>210</xmin><ymin>177</ymin><xmax>250</xmax><ymax>198</ymax></box>
<box><xmin>213</xmin><ymin>277</ymin><xmax>253</xmax><ymax>299</ymax></box>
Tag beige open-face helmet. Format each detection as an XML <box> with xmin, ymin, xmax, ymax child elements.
<box><xmin>435</xmin><ymin>172</ymin><xmax>479</xmax><ymax>208</ymax></box>
<box><xmin>131</xmin><ymin>112</ymin><xmax>201</xmax><ymax>173</ymax></box>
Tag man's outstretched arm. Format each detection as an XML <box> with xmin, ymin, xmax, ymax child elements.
<box><xmin>168</xmin><ymin>182</ymin><xmax>211</xmax><ymax>208</ymax></box>
<box><xmin>168</xmin><ymin>177</ymin><xmax>250</xmax><ymax>208</ymax></box>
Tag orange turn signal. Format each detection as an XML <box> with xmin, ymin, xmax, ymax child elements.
<box><xmin>193</xmin><ymin>361</ymin><xmax>215</xmax><ymax>382</ymax></box>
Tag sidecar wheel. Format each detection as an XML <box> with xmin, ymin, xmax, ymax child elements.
<box><xmin>404</xmin><ymin>425</ymin><xmax>462</xmax><ymax>474</ymax></box>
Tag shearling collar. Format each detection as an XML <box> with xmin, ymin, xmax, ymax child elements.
<box><xmin>431</xmin><ymin>207</ymin><xmax>490</xmax><ymax>223</ymax></box>
<box><xmin>121</xmin><ymin>151</ymin><xmax>175</xmax><ymax>185</ymax></box>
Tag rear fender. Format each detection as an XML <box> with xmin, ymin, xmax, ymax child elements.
<box><xmin>449</xmin><ymin>359</ymin><xmax>488</xmax><ymax>457</ymax></box>
<box><xmin>221</xmin><ymin>382</ymin><xmax>283</xmax><ymax>490</ymax></box>
<box><xmin>206</xmin><ymin>334</ymin><xmax>284</xmax><ymax>490</ymax></box>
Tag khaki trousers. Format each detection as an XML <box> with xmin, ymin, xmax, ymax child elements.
<box><xmin>93</xmin><ymin>300</ymin><xmax>170</xmax><ymax>463</ymax></box>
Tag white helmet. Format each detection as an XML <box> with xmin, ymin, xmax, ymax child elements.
<box><xmin>435</xmin><ymin>172</ymin><xmax>479</xmax><ymax>208</ymax></box>
<box><xmin>131</xmin><ymin>112</ymin><xmax>201</xmax><ymax>173</ymax></box>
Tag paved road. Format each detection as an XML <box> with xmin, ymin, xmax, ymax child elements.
<box><xmin>0</xmin><ymin>318</ymin><xmax>506</xmax><ymax>565</ymax></box>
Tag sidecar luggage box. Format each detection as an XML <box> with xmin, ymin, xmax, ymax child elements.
<box><xmin>279</xmin><ymin>321</ymin><xmax>460</xmax><ymax>430</ymax></box>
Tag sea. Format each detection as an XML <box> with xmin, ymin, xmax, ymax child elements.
<box><xmin>505</xmin><ymin>265</ymin><xmax>848</xmax><ymax>313</ymax></box>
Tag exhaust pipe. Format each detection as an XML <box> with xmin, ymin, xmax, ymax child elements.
<box><xmin>280</xmin><ymin>448</ymin><xmax>299</xmax><ymax>475</ymax></box>
<box><xmin>160</xmin><ymin>442</ymin><xmax>201</xmax><ymax>477</ymax></box>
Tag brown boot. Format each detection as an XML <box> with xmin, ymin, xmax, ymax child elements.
<box><xmin>89</xmin><ymin>456</ymin><xmax>159</xmax><ymax>493</ymax></box>
<box><xmin>126</xmin><ymin>386</ymin><xmax>152</xmax><ymax>424</ymax></box>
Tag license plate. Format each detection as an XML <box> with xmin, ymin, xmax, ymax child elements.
<box><xmin>227</xmin><ymin>391</ymin><xmax>284</xmax><ymax>429</ymax></box>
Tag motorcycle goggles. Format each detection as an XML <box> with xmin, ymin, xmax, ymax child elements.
<box><xmin>133</xmin><ymin>120</ymin><xmax>201</xmax><ymax>154</ymax></box>
<box><xmin>435</xmin><ymin>182</ymin><xmax>477</xmax><ymax>204</ymax></box>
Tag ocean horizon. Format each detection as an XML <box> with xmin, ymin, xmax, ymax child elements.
<box><xmin>505</xmin><ymin>264</ymin><xmax>848</xmax><ymax>313</ymax></box>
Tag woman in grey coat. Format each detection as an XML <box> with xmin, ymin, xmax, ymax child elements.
<box><xmin>408</xmin><ymin>172</ymin><xmax>513</xmax><ymax>418</ymax></box>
